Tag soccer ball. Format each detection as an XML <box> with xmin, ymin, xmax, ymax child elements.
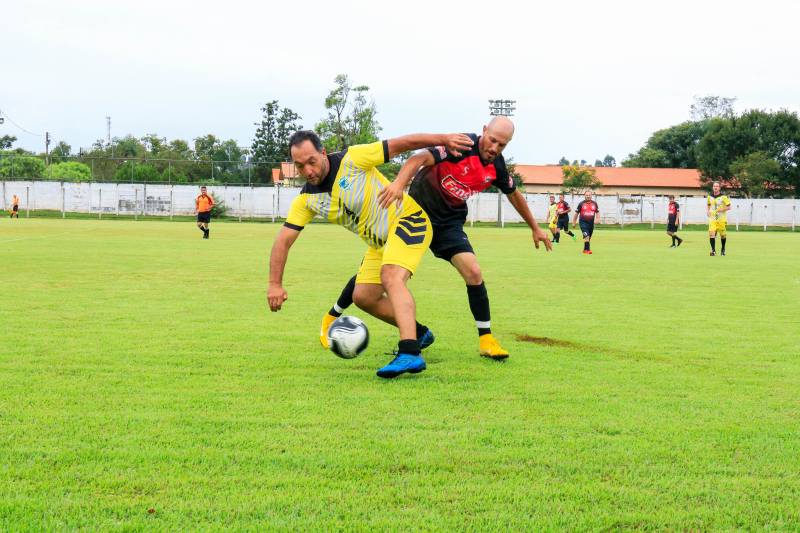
<box><xmin>327</xmin><ymin>316</ymin><xmax>369</xmax><ymax>359</ymax></box>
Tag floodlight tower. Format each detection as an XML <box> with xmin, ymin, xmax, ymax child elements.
<box><xmin>488</xmin><ymin>99</ymin><xmax>516</xmax><ymax>116</ymax></box>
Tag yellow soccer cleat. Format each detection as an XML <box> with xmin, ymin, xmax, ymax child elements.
<box><xmin>479</xmin><ymin>334</ymin><xmax>509</xmax><ymax>360</ymax></box>
<box><xmin>320</xmin><ymin>312</ymin><xmax>338</xmax><ymax>348</ymax></box>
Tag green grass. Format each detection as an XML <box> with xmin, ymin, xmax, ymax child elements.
<box><xmin>1</xmin><ymin>218</ymin><xmax>799</xmax><ymax>532</ymax></box>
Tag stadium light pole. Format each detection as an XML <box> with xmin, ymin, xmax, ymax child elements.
<box><xmin>489</xmin><ymin>100</ymin><xmax>515</xmax><ymax>227</ymax></box>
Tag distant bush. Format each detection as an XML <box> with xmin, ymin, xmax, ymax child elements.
<box><xmin>50</xmin><ymin>162</ymin><xmax>91</xmax><ymax>181</ymax></box>
<box><xmin>0</xmin><ymin>156</ymin><xmax>46</xmax><ymax>178</ymax></box>
<box><xmin>209</xmin><ymin>192</ymin><xmax>229</xmax><ymax>218</ymax></box>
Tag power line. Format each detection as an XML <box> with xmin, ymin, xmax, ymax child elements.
<box><xmin>0</xmin><ymin>108</ymin><xmax>45</xmax><ymax>136</ymax></box>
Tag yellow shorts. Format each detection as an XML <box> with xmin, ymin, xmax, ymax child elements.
<box><xmin>356</xmin><ymin>206</ymin><xmax>433</xmax><ymax>284</ymax></box>
<box><xmin>709</xmin><ymin>220</ymin><xmax>727</xmax><ymax>236</ymax></box>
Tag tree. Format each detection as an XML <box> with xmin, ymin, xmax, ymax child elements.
<box><xmin>695</xmin><ymin>109</ymin><xmax>800</xmax><ymax>196</ymax></box>
<box><xmin>622</xmin><ymin>121</ymin><xmax>708</xmax><ymax>169</ymax></box>
<box><xmin>690</xmin><ymin>95</ymin><xmax>737</xmax><ymax>121</ymax></box>
<box><xmin>50</xmin><ymin>141</ymin><xmax>72</xmax><ymax>164</ymax></box>
<box><xmin>252</xmin><ymin>101</ymin><xmax>302</xmax><ymax>162</ymax></box>
<box><xmin>557</xmin><ymin>156</ymin><xmax>569</xmax><ymax>166</ymax></box>
<box><xmin>728</xmin><ymin>152</ymin><xmax>782</xmax><ymax>198</ymax></box>
<box><xmin>603</xmin><ymin>154</ymin><xmax>616</xmax><ymax>167</ymax></box>
<box><xmin>142</xmin><ymin>134</ymin><xmax>168</xmax><ymax>156</ymax></box>
<box><xmin>0</xmin><ymin>134</ymin><xmax>17</xmax><ymax>150</ymax></box>
<box><xmin>51</xmin><ymin>162</ymin><xmax>91</xmax><ymax>181</ymax></box>
<box><xmin>560</xmin><ymin>164</ymin><xmax>602</xmax><ymax>194</ymax></box>
<box><xmin>594</xmin><ymin>159</ymin><xmax>603</xmax><ymax>167</ymax></box>
<box><xmin>0</xmin><ymin>156</ymin><xmax>46</xmax><ymax>178</ymax></box>
<box><xmin>315</xmin><ymin>74</ymin><xmax>381</xmax><ymax>152</ymax></box>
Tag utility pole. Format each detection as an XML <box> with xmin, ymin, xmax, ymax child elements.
<box><xmin>106</xmin><ymin>117</ymin><xmax>111</xmax><ymax>144</ymax></box>
<box><xmin>46</xmin><ymin>132</ymin><xmax>51</xmax><ymax>155</ymax></box>
<box><xmin>488</xmin><ymin>99</ymin><xmax>516</xmax><ymax>117</ymax></box>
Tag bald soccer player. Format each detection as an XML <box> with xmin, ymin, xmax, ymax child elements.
<box><xmin>320</xmin><ymin>116</ymin><xmax>552</xmax><ymax>361</ymax></box>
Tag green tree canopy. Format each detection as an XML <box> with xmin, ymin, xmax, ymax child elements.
<box><xmin>51</xmin><ymin>161</ymin><xmax>91</xmax><ymax>181</ymax></box>
<box><xmin>560</xmin><ymin>164</ymin><xmax>602</xmax><ymax>194</ymax></box>
<box><xmin>315</xmin><ymin>74</ymin><xmax>381</xmax><ymax>152</ymax></box>
<box><xmin>1</xmin><ymin>134</ymin><xmax>18</xmax><ymax>150</ymax></box>
<box><xmin>622</xmin><ymin>121</ymin><xmax>708</xmax><ymax>169</ymax></box>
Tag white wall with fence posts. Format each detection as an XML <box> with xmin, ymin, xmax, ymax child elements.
<box><xmin>2</xmin><ymin>180</ymin><xmax>798</xmax><ymax>230</ymax></box>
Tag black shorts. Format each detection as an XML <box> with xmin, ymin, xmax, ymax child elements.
<box><xmin>579</xmin><ymin>221</ymin><xmax>594</xmax><ymax>238</ymax></box>
<box><xmin>557</xmin><ymin>218</ymin><xmax>570</xmax><ymax>231</ymax></box>
<box><xmin>430</xmin><ymin>224</ymin><xmax>474</xmax><ymax>261</ymax></box>
<box><xmin>667</xmin><ymin>221</ymin><xmax>678</xmax><ymax>232</ymax></box>
<box><xmin>12</xmin><ymin>205</ymin><xmax>18</xmax><ymax>212</ymax></box>
<box><xmin>197</xmin><ymin>211</ymin><xmax>211</xmax><ymax>224</ymax></box>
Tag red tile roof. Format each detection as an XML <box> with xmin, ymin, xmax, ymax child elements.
<box><xmin>515</xmin><ymin>165</ymin><xmax>703</xmax><ymax>188</ymax></box>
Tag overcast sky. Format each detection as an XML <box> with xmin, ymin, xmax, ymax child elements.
<box><xmin>3</xmin><ymin>0</ymin><xmax>799</xmax><ymax>165</ymax></box>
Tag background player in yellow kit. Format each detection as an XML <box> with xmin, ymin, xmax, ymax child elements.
<box><xmin>707</xmin><ymin>181</ymin><xmax>731</xmax><ymax>256</ymax></box>
<box><xmin>546</xmin><ymin>195</ymin><xmax>559</xmax><ymax>243</ymax></box>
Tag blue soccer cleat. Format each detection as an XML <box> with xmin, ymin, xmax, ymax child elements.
<box><xmin>418</xmin><ymin>329</ymin><xmax>435</xmax><ymax>350</ymax></box>
<box><xmin>376</xmin><ymin>353</ymin><xmax>427</xmax><ymax>378</ymax></box>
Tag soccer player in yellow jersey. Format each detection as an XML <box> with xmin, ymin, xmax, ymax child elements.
<box><xmin>268</xmin><ymin>130</ymin><xmax>473</xmax><ymax>378</ymax></box>
<box><xmin>707</xmin><ymin>181</ymin><xmax>731</xmax><ymax>256</ymax></box>
<box><xmin>546</xmin><ymin>195</ymin><xmax>559</xmax><ymax>243</ymax></box>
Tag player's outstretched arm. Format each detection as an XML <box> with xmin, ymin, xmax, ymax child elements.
<box><xmin>268</xmin><ymin>226</ymin><xmax>302</xmax><ymax>312</ymax></box>
<box><xmin>507</xmin><ymin>190</ymin><xmax>552</xmax><ymax>251</ymax></box>
<box><xmin>378</xmin><ymin>150</ymin><xmax>436</xmax><ymax>209</ymax></box>
<box><xmin>385</xmin><ymin>133</ymin><xmax>473</xmax><ymax>160</ymax></box>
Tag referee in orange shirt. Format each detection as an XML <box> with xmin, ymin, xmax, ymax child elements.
<box><xmin>10</xmin><ymin>195</ymin><xmax>19</xmax><ymax>218</ymax></box>
<box><xmin>193</xmin><ymin>186</ymin><xmax>215</xmax><ymax>239</ymax></box>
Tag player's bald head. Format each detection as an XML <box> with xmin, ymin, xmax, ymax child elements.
<box><xmin>487</xmin><ymin>116</ymin><xmax>515</xmax><ymax>139</ymax></box>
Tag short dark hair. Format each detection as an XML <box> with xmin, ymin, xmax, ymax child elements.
<box><xmin>669</xmin><ymin>195</ymin><xmax>675</xmax><ymax>200</ymax></box>
<box><xmin>201</xmin><ymin>186</ymin><xmax>207</xmax><ymax>190</ymax></box>
<box><xmin>288</xmin><ymin>130</ymin><xmax>324</xmax><ymax>155</ymax></box>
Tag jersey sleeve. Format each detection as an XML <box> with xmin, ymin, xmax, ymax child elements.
<box><xmin>491</xmin><ymin>159</ymin><xmax>516</xmax><ymax>194</ymax></box>
<box><xmin>426</xmin><ymin>144</ymin><xmax>457</xmax><ymax>164</ymax></box>
<box><xmin>347</xmin><ymin>141</ymin><xmax>390</xmax><ymax>170</ymax></box>
<box><xmin>594</xmin><ymin>202</ymin><xmax>599</xmax><ymax>213</ymax></box>
<box><xmin>707</xmin><ymin>196</ymin><xmax>713</xmax><ymax>206</ymax></box>
<box><xmin>675</xmin><ymin>203</ymin><xmax>680</xmax><ymax>211</ymax></box>
<box><xmin>284</xmin><ymin>195</ymin><xmax>316</xmax><ymax>231</ymax></box>
<box><xmin>723</xmin><ymin>196</ymin><xmax>731</xmax><ymax>206</ymax></box>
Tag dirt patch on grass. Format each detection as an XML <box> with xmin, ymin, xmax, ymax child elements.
<box><xmin>515</xmin><ymin>334</ymin><xmax>581</xmax><ymax>348</ymax></box>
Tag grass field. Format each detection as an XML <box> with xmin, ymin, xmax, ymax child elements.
<box><xmin>1</xmin><ymin>217</ymin><xmax>799</xmax><ymax>532</ymax></box>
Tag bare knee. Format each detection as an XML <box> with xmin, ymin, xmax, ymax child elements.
<box><xmin>353</xmin><ymin>285</ymin><xmax>380</xmax><ymax>310</ymax></box>
<box><xmin>461</xmin><ymin>263</ymin><xmax>482</xmax><ymax>286</ymax></box>
<box><xmin>380</xmin><ymin>265</ymin><xmax>410</xmax><ymax>291</ymax></box>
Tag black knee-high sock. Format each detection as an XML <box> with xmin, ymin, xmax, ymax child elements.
<box><xmin>721</xmin><ymin>237</ymin><xmax>726</xmax><ymax>251</ymax></box>
<box><xmin>671</xmin><ymin>235</ymin><xmax>676</xmax><ymax>245</ymax></box>
<box><xmin>710</xmin><ymin>237</ymin><xmax>716</xmax><ymax>252</ymax></box>
<box><xmin>566</xmin><ymin>230</ymin><xmax>574</xmax><ymax>236</ymax></box>
<box><xmin>329</xmin><ymin>275</ymin><xmax>357</xmax><ymax>317</ymax></box>
<box><xmin>466</xmin><ymin>282</ymin><xmax>491</xmax><ymax>336</ymax></box>
<box><xmin>584</xmin><ymin>242</ymin><xmax>589</xmax><ymax>251</ymax></box>
<box><xmin>198</xmin><ymin>225</ymin><xmax>205</xmax><ymax>232</ymax></box>
<box><xmin>554</xmin><ymin>233</ymin><xmax>560</xmax><ymax>243</ymax></box>
<box><xmin>398</xmin><ymin>339</ymin><xmax>421</xmax><ymax>356</ymax></box>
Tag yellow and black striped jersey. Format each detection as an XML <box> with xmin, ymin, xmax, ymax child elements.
<box><xmin>548</xmin><ymin>203</ymin><xmax>559</xmax><ymax>223</ymax></box>
<box><xmin>707</xmin><ymin>194</ymin><xmax>730</xmax><ymax>222</ymax></box>
<box><xmin>285</xmin><ymin>141</ymin><xmax>421</xmax><ymax>250</ymax></box>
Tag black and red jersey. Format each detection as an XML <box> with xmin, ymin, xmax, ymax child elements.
<box><xmin>668</xmin><ymin>202</ymin><xmax>680</xmax><ymax>221</ymax></box>
<box><xmin>556</xmin><ymin>200</ymin><xmax>570</xmax><ymax>221</ymax></box>
<box><xmin>576</xmin><ymin>200</ymin><xmax>599</xmax><ymax>223</ymax></box>
<box><xmin>408</xmin><ymin>133</ymin><xmax>514</xmax><ymax>226</ymax></box>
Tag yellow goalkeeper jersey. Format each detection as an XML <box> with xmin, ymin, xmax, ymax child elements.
<box><xmin>285</xmin><ymin>140</ymin><xmax>424</xmax><ymax>251</ymax></box>
<box><xmin>707</xmin><ymin>194</ymin><xmax>731</xmax><ymax>222</ymax></box>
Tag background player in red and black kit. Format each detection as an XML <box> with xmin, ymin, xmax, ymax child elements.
<box><xmin>555</xmin><ymin>193</ymin><xmax>576</xmax><ymax>243</ymax></box>
<box><xmin>321</xmin><ymin>116</ymin><xmax>552</xmax><ymax>360</ymax></box>
<box><xmin>573</xmin><ymin>191</ymin><xmax>599</xmax><ymax>254</ymax></box>
<box><xmin>666</xmin><ymin>195</ymin><xmax>683</xmax><ymax>248</ymax></box>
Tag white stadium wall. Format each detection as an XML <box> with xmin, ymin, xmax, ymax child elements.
<box><xmin>2</xmin><ymin>181</ymin><xmax>799</xmax><ymax>227</ymax></box>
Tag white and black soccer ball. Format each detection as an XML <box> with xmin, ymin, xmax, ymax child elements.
<box><xmin>327</xmin><ymin>316</ymin><xmax>369</xmax><ymax>359</ymax></box>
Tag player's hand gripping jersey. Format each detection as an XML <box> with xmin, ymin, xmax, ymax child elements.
<box><xmin>547</xmin><ymin>204</ymin><xmax>559</xmax><ymax>228</ymax></box>
<box><xmin>285</xmin><ymin>141</ymin><xmax>432</xmax><ymax>283</ymax></box>
<box><xmin>408</xmin><ymin>133</ymin><xmax>515</xmax><ymax>226</ymax></box>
